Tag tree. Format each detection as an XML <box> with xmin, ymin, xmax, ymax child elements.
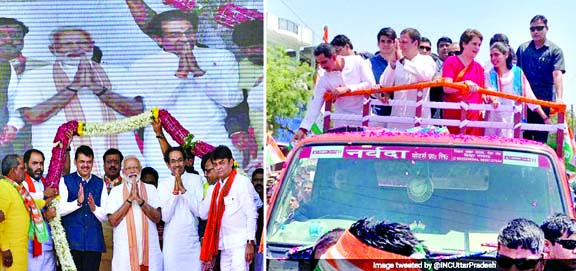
<box><xmin>266</xmin><ymin>45</ymin><xmax>314</xmax><ymax>136</ymax></box>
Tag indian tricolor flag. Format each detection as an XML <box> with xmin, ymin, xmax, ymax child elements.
<box><xmin>266</xmin><ymin>135</ymin><xmax>286</xmax><ymax>165</ymax></box>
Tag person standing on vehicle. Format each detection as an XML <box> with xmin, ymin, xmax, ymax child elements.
<box><xmin>379</xmin><ymin>28</ymin><xmax>436</xmax><ymax>130</ymax></box>
<box><xmin>292</xmin><ymin>43</ymin><xmax>375</xmax><ymax>142</ymax></box>
<box><xmin>517</xmin><ymin>15</ymin><xmax>565</xmax><ymax>143</ymax></box>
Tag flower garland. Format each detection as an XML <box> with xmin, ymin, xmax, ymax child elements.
<box><xmin>79</xmin><ymin>110</ymin><xmax>154</xmax><ymax>136</ymax></box>
<box><xmin>44</xmin><ymin>108</ymin><xmax>215</xmax><ymax>269</ymax></box>
<box><xmin>45</xmin><ymin>121</ymin><xmax>78</xmax><ymax>271</ymax></box>
<box><xmin>49</xmin><ymin>198</ymin><xmax>76</xmax><ymax>271</ymax></box>
<box><xmin>158</xmin><ymin>109</ymin><xmax>215</xmax><ymax>158</ymax></box>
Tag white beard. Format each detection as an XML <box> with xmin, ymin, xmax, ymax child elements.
<box><xmin>54</xmin><ymin>51</ymin><xmax>93</xmax><ymax>66</ymax></box>
<box><xmin>121</xmin><ymin>173</ymin><xmax>141</xmax><ymax>185</ymax></box>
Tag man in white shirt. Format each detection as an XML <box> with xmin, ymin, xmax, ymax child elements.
<box><xmin>200</xmin><ymin>145</ymin><xmax>258</xmax><ymax>271</ymax></box>
<box><xmin>125</xmin><ymin>9</ymin><xmax>243</xmax><ymax>179</ymax></box>
<box><xmin>58</xmin><ymin>145</ymin><xmax>108</xmax><ymax>271</ymax></box>
<box><xmin>106</xmin><ymin>155</ymin><xmax>162</xmax><ymax>271</ymax></box>
<box><xmin>380</xmin><ymin>28</ymin><xmax>437</xmax><ymax>130</ymax></box>
<box><xmin>22</xmin><ymin>149</ymin><xmax>57</xmax><ymax>271</ymax></box>
<box><xmin>157</xmin><ymin>146</ymin><xmax>204</xmax><ymax>271</ymax></box>
<box><xmin>13</xmin><ymin>26</ymin><xmax>143</xmax><ymax>177</ymax></box>
<box><xmin>292</xmin><ymin>43</ymin><xmax>375</xmax><ymax>141</ymax></box>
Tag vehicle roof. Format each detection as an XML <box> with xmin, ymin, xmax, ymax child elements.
<box><xmin>296</xmin><ymin>131</ymin><xmax>558</xmax><ymax>158</ymax></box>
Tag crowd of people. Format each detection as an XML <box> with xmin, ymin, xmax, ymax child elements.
<box><xmin>291</xmin><ymin>214</ymin><xmax>576</xmax><ymax>271</ymax></box>
<box><xmin>0</xmin><ymin>1</ymin><xmax>263</xmax><ymax>179</ymax></box>
<box><xmin>293</xmin><ymin>14</ymin><xmax>564</xmax><ymax>143</ymax></box>
<box><xmin>0</xmin><ymin>142</ymin><xmax>264</xmax><ymax>271</ymax></box>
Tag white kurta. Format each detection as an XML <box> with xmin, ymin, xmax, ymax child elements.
<box><xmin>484</xmin><ymin>68</ymin><xmax>540</xmax><ymax>138</ymax></box>
<box><xmin>157</xmin><ymin>173</ymin><xmax>204</xmax><ymax>271</ymax></box>
<box><xmin>126</xmin><ymin>49</ymin><xmax>242</xmax><ymax>180</ymax></box>
<box><xmin>105</xmin><ymin>182</ymin><xmax>163</xmax><ymax>271</ymax></box>
<box><xmin>13</xmin><ymin>63</ymin><xmax>144</xmax><ymax>176</ymax></box>
<box><xmin>22</xmin><ymin>176</ymin><xmax>56</xmax><ymax>271</ymax></box>
<box><xmin>200</xmin><ymin>173</ymin><xmax>258</xmax><ymax>251</ymax></box>
<box><xmin>380</xmin><ymin>54</ymin><xmax>437</xmax><ymax>129</ymax></box>
<box><xmin>300</xmin><ymin>55</ymin><xmax>375</xmax><ymax>131</ymax></box>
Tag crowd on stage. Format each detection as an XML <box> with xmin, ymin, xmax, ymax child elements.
<box><xmin>293</xmin><ymin>14</ymin><xmax>564</xmax><ymax>143</ymax></box>
<box><xmin>0</xmin><ymin>141</ymin><xmax>264</xmax><ymax>271</ymax></box>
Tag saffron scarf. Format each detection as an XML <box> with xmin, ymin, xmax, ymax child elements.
<box><xmin>318</xmin><ymin>230</ymin><xmax>419</xmax><ymax>271</ymax></box>
<box><xmin>123</xmin><ymin>181</ymin><xmax>149</xmax><ymax>271</ymax></box>
<box><xmin>52</xmin><ymin>60</ymin><xmax>118</xmax><ymax>173</ymax></box>
<box><xmin>1</xmin><ymin>177</ymin><xmax>49</xmax><ymax>244</ymax></box>
<box><xmin>24</xmin><ymin>173</ymin><xmax>47</xmax><ymax>257</ymax></box>
<box><xmin>200</xmin><ymin>169</ymin><xmax>237</xmax><ymax>262</ymax></box>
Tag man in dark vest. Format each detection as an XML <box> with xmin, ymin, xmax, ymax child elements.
<box><xmin>58</xmin><ymin>145</ymin><xmax>108</xmax><ymax>271</ymax></box>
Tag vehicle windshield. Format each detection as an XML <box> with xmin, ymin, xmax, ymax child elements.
<box><xmin>267</xmin><ymin>143</ymin><xmax>566</xmax><ymax>255</ymax></box>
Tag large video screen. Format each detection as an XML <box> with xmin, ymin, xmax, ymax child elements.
<box><xmin>0</xmin><ymin>0</ymin><xmax>264</xmax><ymax>179</ymax></box>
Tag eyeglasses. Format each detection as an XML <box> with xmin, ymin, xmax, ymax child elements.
<box><xmin>530</xmin><ymin>26</ymin><xmax>546</xmax><ymax>32</ymax></box>
<box><xmin>419</xmin><ymin>46</ymin><xmax>431</xmax><ymax>51</ymax></box>
<box><xmin>555</xmin><ymin>239</ymin><xmax>576</xmax><ymax>250</ymax></box>
<box><xmin>448</xmin><ymin>51</ymin><xmax>459</xmax><ymax>56</ymax></box>
<box><xmin>496</xmin><ymin>254</ymin><xmax>541</xmax><ymax>270</ymax></box>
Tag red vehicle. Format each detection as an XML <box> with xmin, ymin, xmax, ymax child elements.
<box><xmin>266</xmin><ymin>82</ymin><xmax>574</xmax><ymax>270</ymax></box>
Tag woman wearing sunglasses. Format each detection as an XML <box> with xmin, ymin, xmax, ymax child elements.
<box><xmin>484</xmin><ymin>42</ymin><xmax>550</xmax><ymax>137</ymax></box>
<box><xmin>442</xmin><ymin>29</ymin><xmax>485</xmax><ymax>136</ymax></box>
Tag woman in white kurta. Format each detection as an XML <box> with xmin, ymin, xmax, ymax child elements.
<box><xmin>484</xmin><ymin>42</ymin><xmax>550</xmax><ymax>137</ymax></box>
<box><xmin>157</xmin><ymin>173</ymin><xmax>204</xmax><ymax>271</ymax></box>
<box><xmin>106</xmin><ymin>181</ymin><xmax>163</xmax><ymax>271</ymax></box>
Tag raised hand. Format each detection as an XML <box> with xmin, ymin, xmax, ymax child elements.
<box><xmin>0</xmin><ymin>125</ymin><xmax>17</xmax><ymax>145</ymax></box>
<box><xmin>44</xmin><ymin>187</ymin><xmax>58</xmax><ymax>199</ymax></box>
<box><xmin>88</xmin><ymin>61</ymin><xmax>112</xmax><ymax>95</ymax></box>
<box><xmin>151</xmin><ymin>118</ymin><xmax>163</xmax><ymax>137</ymax></box>
<box><xmin>68</xmin><ymin>58</ymin><xmax>91</xmax><ymax>91</ymax></box>
<box><xmin>87</xmin><ymin>193</ymin><xmax>96</xmax><ymax>212</ymax></box>
<box><xmin>77</xmin><ymin>182</ymin><xmax>85</xmax><ymax>205</ymax></box>
<box><xmin>44</xmin><ymin>206</ymin><xmax>57</xmax><ymax>221</ymax></box>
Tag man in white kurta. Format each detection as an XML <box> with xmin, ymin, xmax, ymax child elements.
<box><xmin>293</xmin><ymin>43</ymin><xmax>375</xmax><ymax>141</ymax></box>
<box><xmin>380</xmin><ymin>28</ymin><xmax>437</xmax><ymax>130</ymax></box>
<box><xmin>22</xmin><ymin>149</ymin><xmax>57</xmax><ymax>271</ymax></box>
<box><xmin>157</xmin><ymin>146</ymin><xmax>204</xmax><ymax>271</ymax></box>
<box><xmin>13</xmin><ymin>27</ymin><xmax>144</xmax><ymax>177</ymax></box>
<box><xmin>106</xmin><ymin>156</ymin><xmax>163</xmax><ymax>271</ymax></box>
<box><xmin>124</xmin><ymin>10</ymin><xmax>242</xmax><ymax>180</ymax></box>
<box><xmin>199</xmin><ymin>145</ymin><xmax>258</xmax><ymax>271</ymax></box>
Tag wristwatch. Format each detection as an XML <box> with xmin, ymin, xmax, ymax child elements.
<box><xmin>247</xmin><ymin>240</ymin><xmax>256</xmax><ymax>245</ymax></box>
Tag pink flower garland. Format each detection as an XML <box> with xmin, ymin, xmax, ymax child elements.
<box><xmin>163</xmin><ymin>0</ymin><xmax>196</xmax><ymax>12</ymax></box>
<box><xmin>45</xmin><ymin>121</ymin><xmax>78</xmax><ymax>189</ymax></box>
<box><xmin>158</xmin><ymin>109</ymin><xmax>215</xmax><ymax>157</ymax></box>
<box><xmin>214</xmin><ymin>3</ymin><xmax>263</xmax><ymax>29</ymax></box>
<box><xmin>44</xmin><ymin>110</ymin><xmax>214</xmax><ymax>189</ymax></box>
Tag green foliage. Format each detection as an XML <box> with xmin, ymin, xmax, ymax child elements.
<box><xmin>266</xmin><ymin>45</ymin><xmax>314</xmax><ymax>135</ymax></box>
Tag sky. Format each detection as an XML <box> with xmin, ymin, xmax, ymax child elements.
<box><xmin>267</xmin><ymin>0</ymin><xmax>576</xmax><ymax>109</ymax></box>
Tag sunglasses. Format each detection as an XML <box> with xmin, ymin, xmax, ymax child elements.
<box><xmin>556</xmin><ymin>239</ymin><xmax>576</xmax><ymax>250</ymax></box>
<box><xmin>496</xmin><ymin>254</ymin><xmax>541</xmax><ymax>270</ymax></box>
<box><xmin>448</xmin><ymin>51</ymin><xmax>459</xmax><ymax>56</ymax></box>
<box><xmin>530</xmin><ymin>26</ymin><xmax>546</xmax><ymax>32</ymax></box>
<box><xmin>419</xmin><ymin>46</ymin><xmax>431</xmax><ymax>51</ymax></box>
